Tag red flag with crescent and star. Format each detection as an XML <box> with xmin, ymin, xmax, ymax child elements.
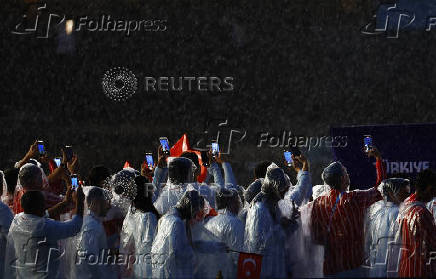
<box><xmin>237</xmin><ymin>252</ymin><xmax>263</xmax><ymax>279</ymax></box>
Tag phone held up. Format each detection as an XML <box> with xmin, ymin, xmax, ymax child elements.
<box><xmin>145</xmin><ymin>153</ymin><xmax>154</xmax><ymax>170</ymax></box>
<box><xmin>159</xmin><ymin>137</ymin><xmax>170</xmax><ymax>155</ymax></box>
<box><xmin>363</xmin><ymin>135</ymin><xmax>373</xmax><ymax>153</ymax></box>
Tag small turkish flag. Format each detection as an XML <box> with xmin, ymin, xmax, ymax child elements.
<box><xmin>237</xmin><ymin>252</ymin><xmax>263</xmax><ymax>279</ymax></box>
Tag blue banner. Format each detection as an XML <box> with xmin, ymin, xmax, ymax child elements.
<box><xmin>330</xmin><ymin>123</ymin><xmax>436</xmax><ymax>190</ymax></box>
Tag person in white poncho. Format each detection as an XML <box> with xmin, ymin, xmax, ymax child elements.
<box><xmin>364</xmin><ymin>178</ymin><xmax>410</xmax><ymax>277</ymax></box>
<box><xmin>120</xmin><ymin>175</ymin><xmax>159</xmax><ymax>278</ymax></box>
<box><xmin>72</xmin><ymin>187</ymin><xmax>114</xmax><ymax>279</ymax></box>
<box><xmin>244</xmin><ymin>158</ymin><xmax>308</xmax><ymax>279</ymax></box>
<box><xmin>5</xmin><ymin>188</ymin><xmax>84</xmax><ymax>279</ymax></box>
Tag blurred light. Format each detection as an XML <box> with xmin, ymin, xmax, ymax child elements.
<box><xmin>66</xmin><ymin>20</ymin><xmax>74</xmax><ymax>35</ymax></box>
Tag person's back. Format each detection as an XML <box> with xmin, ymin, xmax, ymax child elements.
<box><xmin>121</xmin><ymin>209</ymin><xmax>157</xmax><ymax>278</ymax></box>
<box><xmin>0</xmin><ymin>192</ymin><xmax>13</xmax><ymax>277</ymax></box>
<box><xmin>365</xmin><ymin>178</ymin><xmax>410</xmax><ymax>277</ymax></box>
<box><xmin>151</xmin><ymin>208</ymin><xmax>193</xmax><ymax>278</ymax></box>
<box><xmin>312</xmin><ymin>188</ymin><xmax>381</xmax><ymax>274</ymax></box>
<box><xmin>398</xmin><ymin>202</ymin><xmax>435</xmax><ymax>277</ymax></box>
<box><xmin>397</xmin><ymin>169</ymin><xmax>436</xmax><ymax>278</ymax></box>
<box><xmin>201</xmin><ymin>188</ymin><xmax>244</xmax><ymax>278</ymax></box>
<box><xmin>365</xmin><ymin>200</ymin><xmax>399</xmax><ymax>277</ymax></box>
<box><xmin>8</xmin><ymin>213</ymin><xmax>58</xmax><ymax>279</ymax></box>
<box><xmin>120</xmin><ymin>176</ymin><xmax>159</xmax><ymax>278</ymax></box>
<box><xmin>73</xmin><ymin>187</ymin><xmax>114</xmax><ymax>279</ymax></box>
<box><xmin>310</xmin><ymin>159</ymin><xmax>384</xmax><ymax>276</ymax></box>
<box><xmin>244</xmin><ymin>164</ymin><xmax>291</xmax><ymax>278</ymax></box>
<box><xmin>154</xmin><ymin>157</ymin><xmax>196</xmax><ymax>215</ymax></box>
<box><xmin>6</xmin><ymin>190</ymin><xmax>83</xmax><ymax>279</ymax></box>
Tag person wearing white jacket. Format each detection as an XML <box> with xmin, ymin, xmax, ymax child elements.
<box><xmin>5</xmin><ymin>188</ymin><xmax>84</xmax><ymax>279</ymax></box>
<box><xmin>201</xmin><ymin>188</ymin><xmax>244</xmax><ymax>279</ymax></box>
<box><xmin>364</xmin><ymin>178</ymin><xmax>410</xmax><ymax>277</ymax></box>
<box><xmin>152</xmin><ymin>190</ymin><xmax>227</xmax><ymax>278</ymax></box>
<box><xmin>120</xmin><ymin>176</ymin><xmax>159</xmax><ymax>278</ymax></box>
<box><xmin>245</xmin><ymin>154</ymin><xmax>309</xmax><ymax>279</ymax></box>
<box><xmin>73</xmin><ymin>187</ymin><xmax>114</xmax><ymax>279</ymax></box>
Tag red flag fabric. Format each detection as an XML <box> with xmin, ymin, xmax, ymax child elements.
<box><xmin>170</xmin><ymin>134</ymin><xmax>190</xmax><ymax>156</ymax></box>
<box><xmin>170</xmin><ymin>134</ymin><xmax>208</xmax><ymax>183</ymax></box>
<box><xmin>237</xmin><ymin>252</ymin><xmax>263</xmax><ymax>279</ymax></box>
<box><xmin>123</xmin><ymin>161</ymin><xmax>131</xmax><ymax>169</ymax></box>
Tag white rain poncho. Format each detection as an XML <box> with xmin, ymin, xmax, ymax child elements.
<box><xmin>4</xmin><ymin>212</ymin><xmax>82</xmax><ymax>279</ymax></box>
<box><xmin>201</xmin><ymin>209</ymin><xmax>244</xmax><ymax>278</ymax></box>
<box><xmin>427</xmin><ymin>197</ymin><xmax>436</xmax><ymax>222</ymax></box>
<box><xmin>151</xmin><ymin>208</ymin><xmax>194</xmax><ymax>278</ymax></box>
<box><xmin>364</xmin><ymin>200</ymin><xmax>400</xmax><ymax>277</ymax></box>
<box><xmin>0</xmin><ymin>201</ymin><xmax>13</xmax><ymax>277</ymax></box>
<box><xmin>289</xmin><ymin>201</ymin><xmax>324</xmax><ymax>278</ymax></box>
<box><xmin>120</xmin><ymin>206</ymin><xmax>158</xmax><ymax>278</ymax></box>
<box><xmin>244</xmin><ymin>163</ymin><xmax>291</xmax><ymax>278</ymax></box>
<box><xmin>312</xmin><ymin>184</ymin><xmax>331</xmax><ymax>200</ymax></box>
<box><xmin>153</xmin><ymin>157</ymin><xmax>197</xmax><ymax>215</ymax></box>
<box><xmin>72</xmin><ymin>212</ymin><xmax>115</xmax><ymax>279</ymax></box>
<box><xmin>364</xmin><ymin>178</ymin><xmax>410</xmax><ymax>277</ymax></box>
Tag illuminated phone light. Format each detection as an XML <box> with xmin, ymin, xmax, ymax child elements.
<box><xmin>66</xmin><ymin>20</ymin><xmax>74</xmax><ymax>35</ymax></box>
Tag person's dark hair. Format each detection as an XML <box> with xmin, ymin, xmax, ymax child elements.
<box><xmin>254</xmin><ymin>161</ymin><xmax>271</xmax><ymax>179</ymax></box>
<box><xmin>168</xmin><ymin>157</ymin><xmax>193</xmax><ymax>184</ymax></box>
<box><xmin>86</xmin><ymin>187</ymin><xmax>106</xmax><ymax>205</ymax></box>
<box><xmin>415</xmin><ymin>169</ymin><xmax>436</xmax><ymax>192</ymax></box>
<box><xmin>175</xmin><ymin>190</ymin><xmax>204</xmax><ymax>220</ymax></box>
<box><xmin>4</xmin><ymin>168</ymin><xmax>19</xmax><ymax>195</ymax></box>
<box><xmin>21</xmin><ymin>191</ymin><xmax>45</xmax><ymax>215</ymax></box>
<box><xmin>321</xmin><ymin>161</ymin><xmax>344</xmax><ymax>190</ymax></box>
<box><xmin>18</xmin><ymin>164</ymin><xmax>43</xmax><ymax>189</ymax></box>
<box><xmin>88</xmin><ymin>165</ymin><xmax>111</xmax><ymax>187</ymax></box>
<box><xmin>216</xmin><ymin>188</ymin><xmax>240</xmax><ymax>211</ymax></box>
<box><xmin>132</xmin><ymin>176</ymin><xmax>160</xmax><ymax>218</ymax></box>
<box><xmin>180</xmin><ymin>151</ymin><xmax>200</xmax><ymax>170</ymax></box>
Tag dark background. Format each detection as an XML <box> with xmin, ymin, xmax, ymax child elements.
<box><xmin>1</xmin><ymin>0</ymin><xmax>436</xmax><ymax>187</ymax></box>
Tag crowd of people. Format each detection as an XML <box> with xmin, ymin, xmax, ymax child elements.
<box><xmin>0</xmin><ymin>140</ymin><xmax>435</xmax><ymax>279</ymax></box>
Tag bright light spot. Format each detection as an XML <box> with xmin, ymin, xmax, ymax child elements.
<box><xmin>66</xmin><ymin>20</ymin><xmax>74</xmax><ymax>35</ymax></box>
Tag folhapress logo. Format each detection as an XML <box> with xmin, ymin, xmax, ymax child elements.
<box><xmin>361</xmin><ymin>2</ymin><xmax>436</xmax><ymax>38</ymax></box>
<box><xmin>11</xmin><ymin>3</ymin><xmax>65</xmax><ymax>39</ymax></box>
<box><xmin>12</xmin><ymin>3</ymin><xmax>167</xmax><ymax>39</ymax></box>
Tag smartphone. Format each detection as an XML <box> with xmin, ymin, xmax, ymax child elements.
<box><xmin>145</xmin><ymin>153</ymin><xmax>154</xmax><ymax>170</ymax></box>
<box><xmin>363</xmin><ymin>135</ymin><xmax>373</xmax><ymax>153</ymax></box>
<box><xmin>211</xmin><ymin>141</ymin><xmax>219</xmax><ymax>156</ymax></box>
<box><xmin>201</xmin><ymin>151</ymin><xmax>210</xmax><ymax>167</ymax></box>
<box><xmin>65</xmin><ymin>145</ymin><xmax>73</xmax><ymax>162</ymax></box>
<box><xmin>159</xmin><ymin>137</ymin><xmax>170</xmax><ymax>155</ymax></box>
<box><xmin>284</xmin><ymin>151</ymin><xmax>293</xmax><ymax>166</ymax></box>
<box><xmin>37</xmin><ymin>140</ymin><xmax>45</xmax><ymax>155</ymax></box>
<box><xmin>54</xmin><ymin>157</ymin><xmax>61</xmax><ymax>168</ymax></box>
<box><xmin>71</xmin><ymin>174</ymin><xmax>78</xmax><ymax>190</ymax></box>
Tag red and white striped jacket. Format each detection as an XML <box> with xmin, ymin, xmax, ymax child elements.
<box><xmin>311</xmin><ymin>159</ymin><xmax>385</xmax><ymax>275</ymax></box>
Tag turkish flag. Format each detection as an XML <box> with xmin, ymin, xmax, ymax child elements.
<box><xmin>170</xmin><ymin>134</ymin><xmax>208</xmax><ymax>183</ymax></box>
<box><xmin>237</xmin><ymin>252</ymin><xmax>263</xmax><ymax>279</ymax></box>
<box><xmin>123</xmin><ymin>161</ymin><xmax>131</xmax><ymax>169</ymax></box>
